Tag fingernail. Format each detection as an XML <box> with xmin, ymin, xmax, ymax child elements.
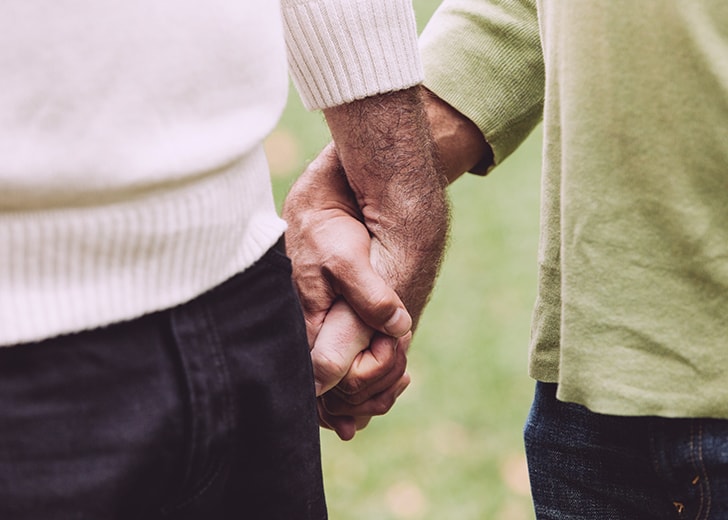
<box><xmin>384</xmin><ymin>308</ymin><xmax>412</xmax><ymax>337</ymax></box>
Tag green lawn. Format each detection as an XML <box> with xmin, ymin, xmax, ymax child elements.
<box><xmin>267</xmin><ymin>2</ymin><xmax>542</xmax><ymax>518</ymax></box>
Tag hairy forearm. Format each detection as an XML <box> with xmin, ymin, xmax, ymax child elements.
<box><xmin>323</xmin><ymin>86</ymin><xmax>450</xmax><ymax>325</ymax></box>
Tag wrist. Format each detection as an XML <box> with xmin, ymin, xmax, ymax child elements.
<box><xmin>422</xmin><ymin>87</ymin><xmax>493</xmax><ymax>182</ymax></box>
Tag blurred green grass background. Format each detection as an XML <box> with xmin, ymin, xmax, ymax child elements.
<box><xmin>266</xmin><ymin>2</ymin><xmax>542</xmax><ymax>518</ymax></box>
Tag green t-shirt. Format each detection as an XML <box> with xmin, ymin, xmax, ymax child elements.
<box><xmin>421</xmin><ymin>0</ymin><xmax>728</xmax><ymax>418</ymax></box>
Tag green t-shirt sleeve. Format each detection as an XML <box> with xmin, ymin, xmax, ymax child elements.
<box><xmin>420</xmin><ymin>0</ymin><xmax>545</xmax><ymax>172</ymax></box>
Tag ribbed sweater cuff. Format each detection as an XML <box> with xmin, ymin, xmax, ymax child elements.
<box><xmin>282</xmin><ymin>0</ymin><xmax>423</xmax><ymax>110</ymax></box>
<box><xmin>420</xmin><ymin>0</ymin><xmax>544</xmax><ymax>168</ymax></box>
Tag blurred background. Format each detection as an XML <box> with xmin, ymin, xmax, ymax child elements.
<box><xmin>266</xmin><ymin>1</ymin><xmax>542</xmax><ymax>518</ymax></box>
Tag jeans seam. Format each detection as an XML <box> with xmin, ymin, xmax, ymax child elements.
<box><xmin>648</xmin><ymin>419</ymin><xmax>662</xmax><ymax>480</ymax></box>
<box><xmin>699</xmin><ymin>422</ymin><xmax>711</xmax><ymax>520</ymax></box>
<box><xmin>691</xmin><ymin>421</ymin><xmax>711</xmax><ymax>520</ymax></box>
<box><xmin>160</xmin><ymin>302</ymin><xmax>236</xmax><ymax>515</ymax></box>
<box><xmin>202</xmin><ymin>298</ymin><xmax>236</xmax><ymax>441</ymax></box>
<box><xmin>161</xmin><ymin>313</ymin><xmax>196</xmax><ymax>510</ymax></box>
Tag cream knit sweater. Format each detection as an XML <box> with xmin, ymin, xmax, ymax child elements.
<box><xmin>0</xmin><ymin>0</ymin><xmax>422</xmax><ymax>346</ymax></box>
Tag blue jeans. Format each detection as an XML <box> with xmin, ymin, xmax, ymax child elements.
<box><xmin>524</xmin><ymin>382</ymin><xmax>728</xmax><ymax>519</ymax></box>
<box><xmin>0</xmin><ymin>241</ymin><xmax>327</xmax><ymax>519</ymax></box>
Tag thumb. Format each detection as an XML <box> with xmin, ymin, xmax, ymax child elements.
<box><xmin>335</xmin><ymin>265</ymin><xmax>412</xmax><ymax>338</ymax></box>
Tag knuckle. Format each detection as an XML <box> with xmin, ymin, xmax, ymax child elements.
<box><xmin>370</xmin><ymin>393</ymin><xmax>397</xmax><ymax>416</ymax></box>
<box><xmin>312</xmin><ymin>350</ymin><xmax>348</xmax><ymax>385</ymax></box>
<box><xmin>365</xmin><ymin>286</ymin><xmax>390</xmax><ymax>307</ymax></box>
<box><xmin>337</xmin><ymin>373</ymin><xmax>369</xmax><ymax>396</ymax></box>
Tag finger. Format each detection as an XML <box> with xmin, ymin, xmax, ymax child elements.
<box><xmin>310</xmin><ymin>300</ymin><xmax>373</xmax><ymax>396</ymax></box>
<box><xmin>322</xmin><ymin>372</ymin><xmax>411</xmax><ymax>418</ymax></box>
<box><xmin>334</xmin><ymin>333</ymin><xmax>407</xmax><ymax>404</ymax></box>
<box><xmin>317</xmin><ymin>399</ymin><xmax>357</xmax><ymax>441</ymax></box>
<box><xmin>353</xmin><ymin>416</ymin><xmax>372</xmax><ymax>433</ymax></box>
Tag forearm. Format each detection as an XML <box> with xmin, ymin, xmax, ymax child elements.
<box><xmin>323</xmin><ymin>86</ymin><xmax>449</xmax><ymax>325</ymax></box>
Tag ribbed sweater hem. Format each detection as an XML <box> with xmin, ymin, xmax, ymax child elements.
<box><xmin>0</xmin><ymin>147</ymin><xmax>286</xmax><ymax>346</ymax></box>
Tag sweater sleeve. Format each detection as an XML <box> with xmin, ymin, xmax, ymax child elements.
<box><xmin>281</xmin><ymin>0</ymin><xmax>423</xmax><ymax>110</ymax></box>
<box><xmin>420</xmin><ymin>0</ymin><xmax>544</xmax><ymax>170</ymax></box>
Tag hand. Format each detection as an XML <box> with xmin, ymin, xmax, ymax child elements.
<box><xmin>283</xmin><ymin>144</ymin><xmax>413</xmax><ymax>349</ymax></box>
<box><xmin>284</xmin><ymin>144</ymin><xmax>414</xmax><ymax>440</ymax></box>
<box><xmin>284</xmin><ymin>144</ymin><xmax>412</xmax><ymax>399</ymax></box>
<box><xmin>284</xmin><ymin>87</ymin><xmax>452</xmax><ymax>439</ymax></box>
<box><xmin>317</xmin><ymin>370</ymin><xmax>411</xmax><ymax>441</ymax></box>
<box><xmin>285</xmin><ymin>145</ymin><xmax>418</xmax><ymax>439</ymax></box>
<box><xmin>315</xmin><ymin>89</ymin><xmax>494</xmax><ymax>439</ymax></box>
<box><xmin>312</xmin><ymin>299</ymin><xmax>412</xmax><ymax>440</ymax></box>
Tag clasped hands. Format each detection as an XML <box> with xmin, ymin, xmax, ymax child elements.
<box><xmin>283</xmin><ymin>86</ymin><xmax>485</xmax><ymax>440</ymax></box>
<box><xmin>283</xmin><ymin>143</ymin><xmax>416</xmax><ymax>441</ymax></box>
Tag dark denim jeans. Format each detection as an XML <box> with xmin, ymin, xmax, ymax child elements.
<box><xmin>0</xmin><ymin>242</ymin><xmax>327</xmax><ymax>520</ymax></box>
<box><xmin>525</xmin><ymin>382</ymin><xmax>728</xmax><ymax>519</ymax></box>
